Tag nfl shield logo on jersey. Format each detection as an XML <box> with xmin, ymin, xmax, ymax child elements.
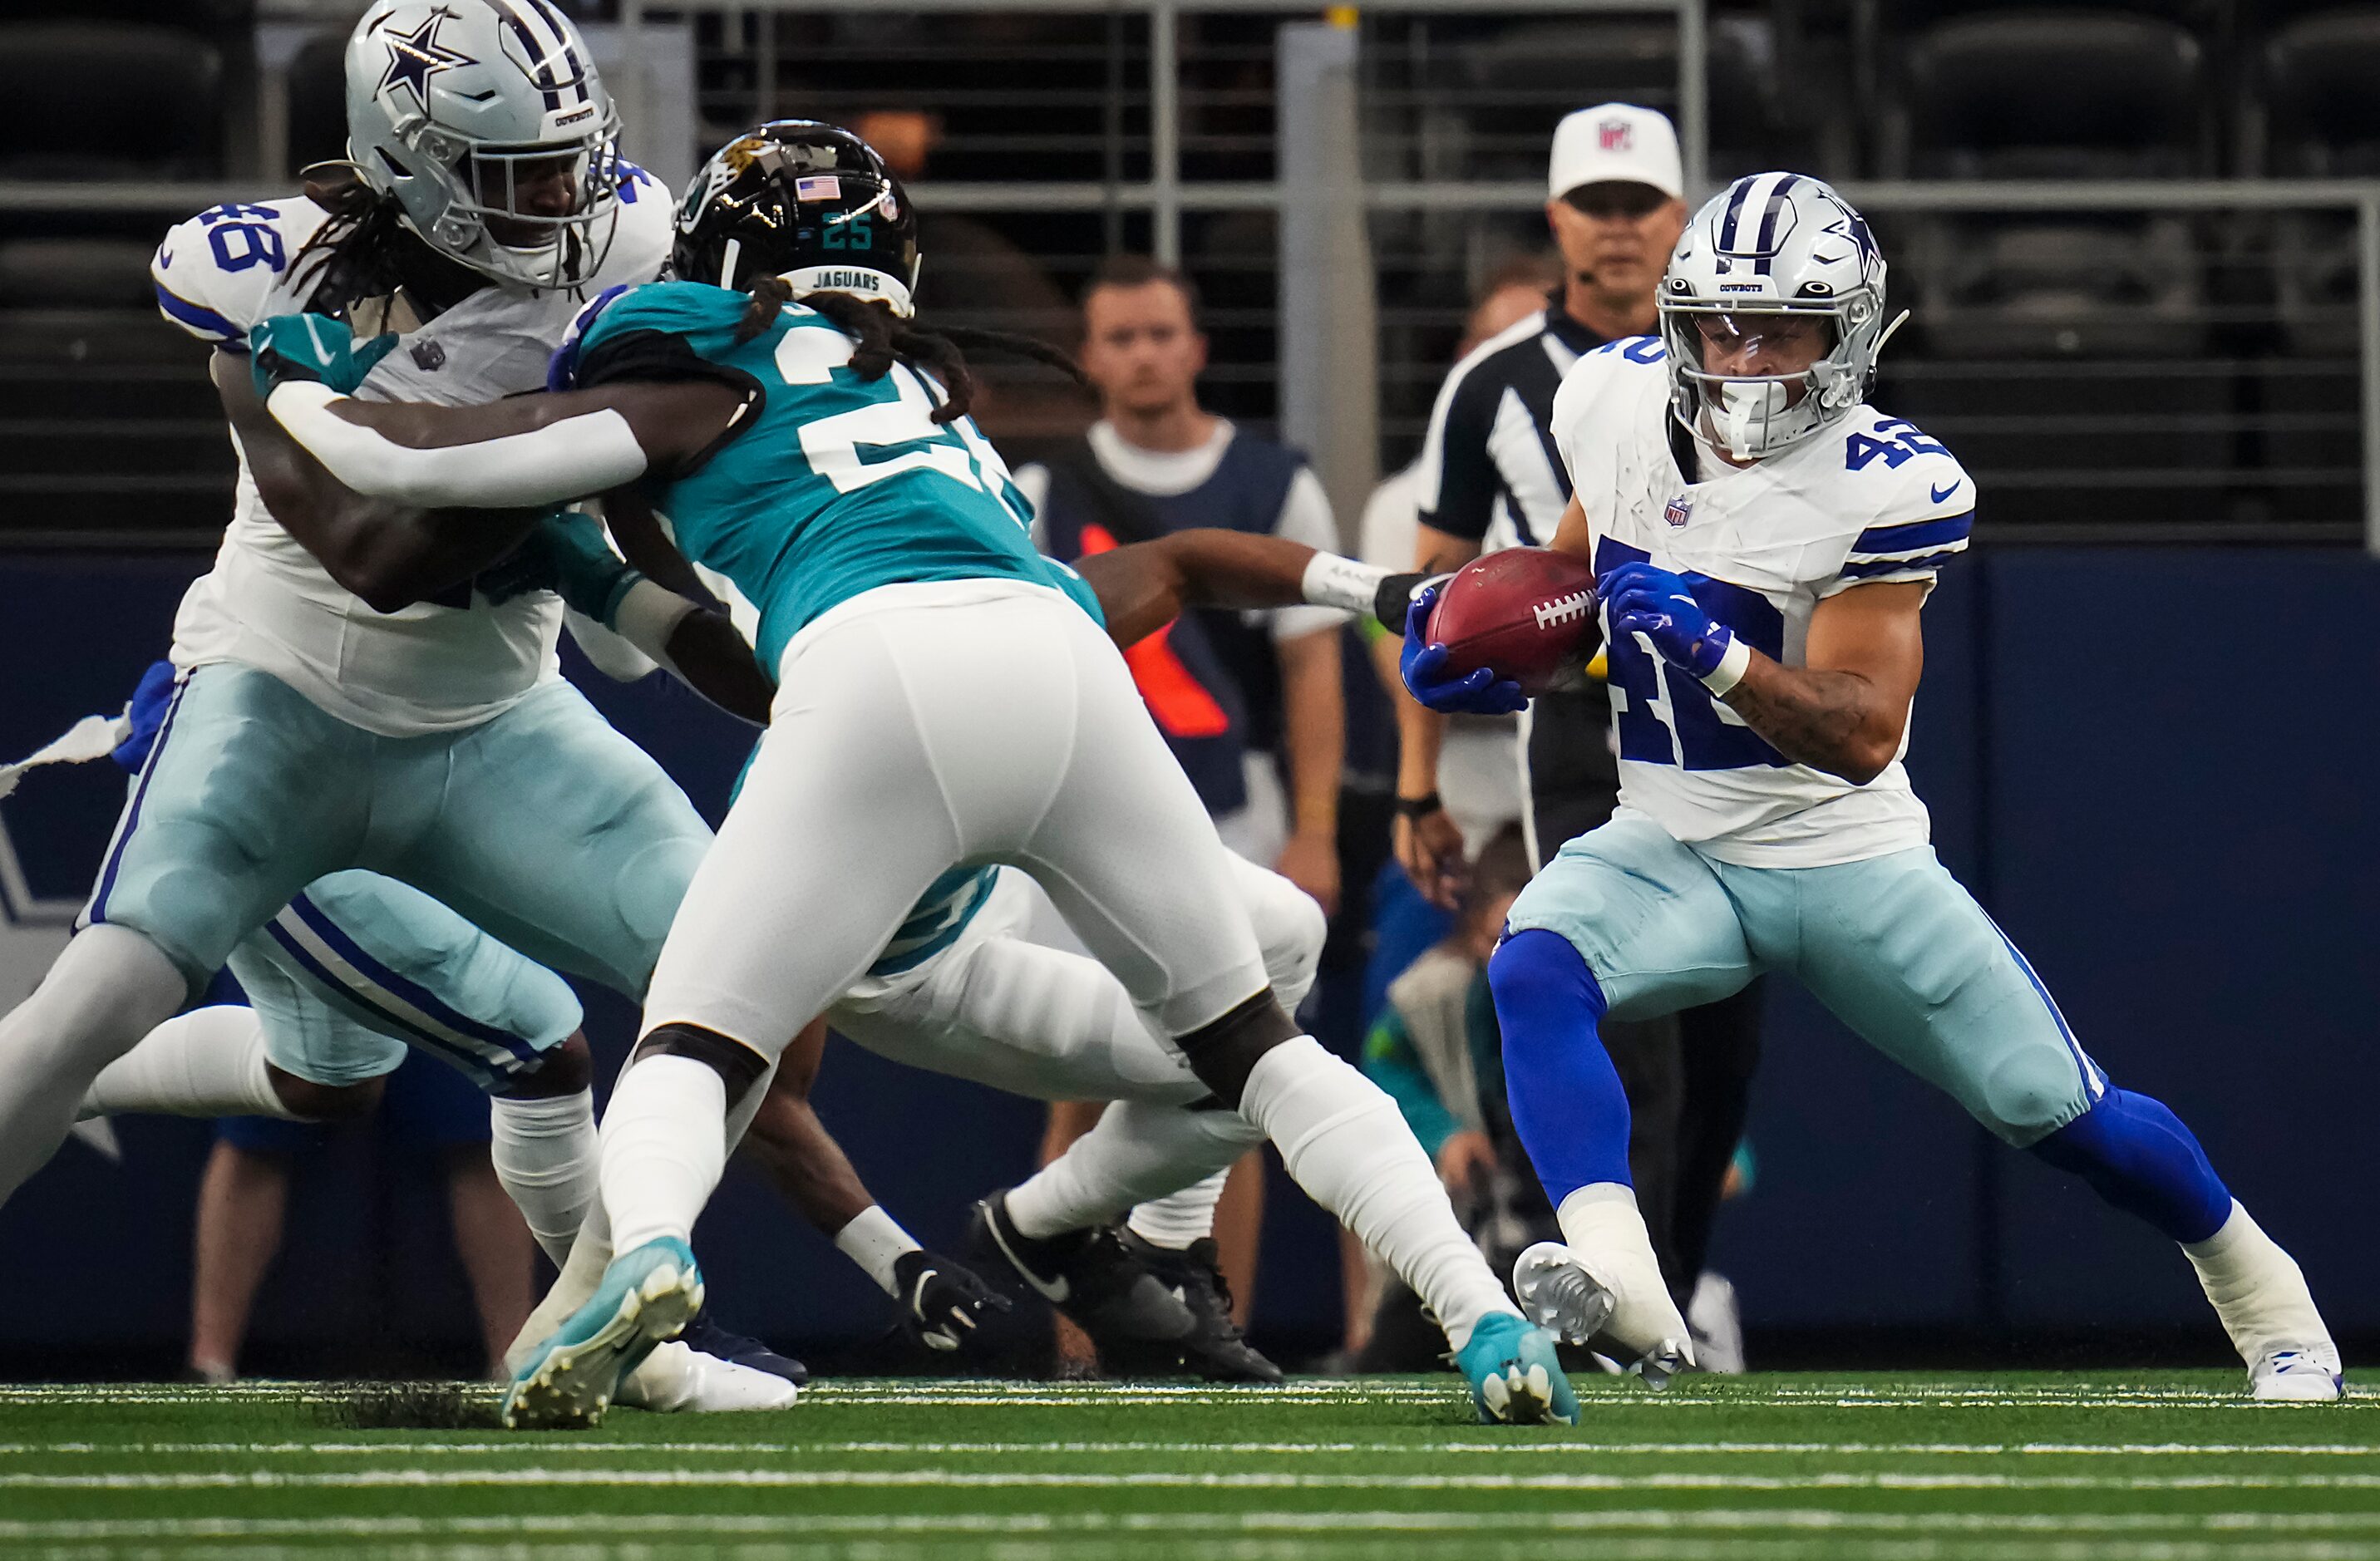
<box><xmin>1663</xmin><ymin>493</ymin><xmax>1694</xmax><ymax>528</ymax></box>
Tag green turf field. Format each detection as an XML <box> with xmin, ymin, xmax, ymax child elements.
<box><xmin>0</xmin><ymin>1372</ymin><xmax>2372</xmax><ymax>1559</ymax></box>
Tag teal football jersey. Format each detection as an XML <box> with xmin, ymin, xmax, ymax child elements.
<box><xmin>573</xmin><ymin>282</ymin><xmax>1101</xmax><ymax>669</ymax></box>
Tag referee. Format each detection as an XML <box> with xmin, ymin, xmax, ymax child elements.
<box><xmin>1393</xmin><ymin>103</ymin><xmax>1762</xmax><ymax>1327</ymax></box>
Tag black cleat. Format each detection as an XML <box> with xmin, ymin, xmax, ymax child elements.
<box><xmin>1119</xmin><ymin>1230</ymin><xmax>1285</xmax><ymax>1384</ymax></box>
<box><xmin>969</xmin><ymin>1190</ymin><xmax>1196</xmax><ymax>1374</ymax></box>
<box><xmin>681</xmin><ymin>1308</ymin><xmax>809</xmax><ymax>1386</ymax></box>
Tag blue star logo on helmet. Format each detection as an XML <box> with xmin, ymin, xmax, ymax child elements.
<box><xmin>378</xmin><ymin>12</ymin><xmax>476</xmax><ymax>111</ymax></box>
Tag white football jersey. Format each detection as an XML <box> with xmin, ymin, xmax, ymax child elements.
<box><xmin>1549</xmin><ymin>336</ymin><xmax>1974</xmax><ymax>868</ymax></box>
<box><xmin>153</xmin><ymin>170</ymin><xmax>673</xmax><ymax>736</ymax></box>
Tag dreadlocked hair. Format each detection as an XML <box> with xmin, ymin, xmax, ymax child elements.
<box><xmin>286</xmin><ymin>164</ymin><xmax>490</xmax><ymax>323</ymax></box>
<box><xmin>732</xmin><ymin>276</ymin><xmax>1089</xmax><ymax>426</ymax></box>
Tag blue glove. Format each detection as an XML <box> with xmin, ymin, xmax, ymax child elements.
<box><xmin>1400</xmin><ymin>585</ymin><xmax>1529</xmax><ymax>716</ymax></box>
<box><xmin>476</xmin><ymin>512</ymin><xmax>645</xmax><ymax>624</ymax></box>
<box><xmin>1598</xmin><ymin>560</ymin><xmax>1735</xmax><ymax>679</ymax></box>
<box><xmin>111</xmin><ymin>661</ymin><xmax>179</xmax><ymax>773</ymax></box>
<box><xmin>248</xmin><ymin>314</ymin><xmax>399</xmax><ymax>399</ymax></box>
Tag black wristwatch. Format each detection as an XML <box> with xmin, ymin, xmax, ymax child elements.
<box><xmin>1395</xmin><ymin>792</ymin><xmax>1443</xmax><ymax>821</ymax></box>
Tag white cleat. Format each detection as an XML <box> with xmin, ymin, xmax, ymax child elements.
<box><xmin>1512</xmin><ymin>1241</ymin><xmax>1616</xmax><ymax>1345</ymax></box>
<box><xmin>1513</xmin><ymin>1240</ymin><xmax>1693</xmax><ymax>1389</ymax></box>
<box><xmin>1688</xmin><ymin>1270</ymin><xmax>1747</xmax><ymax>1376</ymax></box>
<box><xmin>2250</xmin><ymin>1344</ymin><xmax>2343</xmax><ymax>1402</ymax></box>
<box><xmin>618</xmin><ymin>1342</ymin><xmax>799</xmax><ymax>1413</ymax></box>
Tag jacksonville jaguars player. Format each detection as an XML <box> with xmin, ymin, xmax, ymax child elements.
<box><xmin>254</xmin><ymin>122</ymin><xmax>1576</xmax><ymax>1431</ymax></box>
<box><xmin>1404</xmin><ymin>173</ymin><xmax>2341</xmax><ymax>1400</ymax></box>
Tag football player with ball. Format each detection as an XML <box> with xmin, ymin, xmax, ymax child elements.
<box><xmin>1402</xmin><ymin>173</ymin><xmax>2341</xmax><ymax>1400</ymax></box>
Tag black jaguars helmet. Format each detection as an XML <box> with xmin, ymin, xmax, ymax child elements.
<box><xmin>673</xmin><ymin>120</ymin><xmax>922</xmax><ymax>315</ymax></box>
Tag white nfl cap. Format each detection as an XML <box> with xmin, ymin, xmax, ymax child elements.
<box><xmin>1548</xmin><ymin>103</ymin><xmax>1683</xmax><ymax>201</ymax></box>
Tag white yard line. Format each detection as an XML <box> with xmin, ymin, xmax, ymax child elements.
<box><xmin>5</xmin><ymin>1439</ymin><xmax>2376</xmax><ymax>1459</ymax></box>
<box><xmin>10</xmin><ymin>1507</ymin><xmax>2380</xmax><ymax>1539</ymax></box>
<box><xmin>8</xmin><ymin>1466</ymin><xmax>2380</xmax><ymax>1491</ymax></box>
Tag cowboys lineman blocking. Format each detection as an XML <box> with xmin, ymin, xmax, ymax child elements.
<box><xmin>1404</xmin><ymin>173</ymin><xmax>2342</xmax><ymax>1400</ymax></box>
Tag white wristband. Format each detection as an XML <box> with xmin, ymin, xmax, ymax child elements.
<box><xmin>1299</xmin><ymin>550</ymin><xmax>1392</xmax><ymax>615</ymax></box>
<box><xmin>1698</xmin><ymin>633</ymin><xmax>1754</xmax><ymax>697</ymax></box>
<box><xmin>834</xmin><ymin>1204</ymin><xmax>922</xmax><ymax>1297</ymax></box>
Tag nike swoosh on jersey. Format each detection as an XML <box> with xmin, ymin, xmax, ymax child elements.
<box><xmin>1929</xmin><ymin>480</ymin><xmax>1960</xmax><ymax>504</ymax></box>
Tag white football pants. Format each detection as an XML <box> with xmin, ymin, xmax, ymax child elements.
<box><xmin>643</xmin><ymin>580</ymin><xmax>1274</xmax><ymax>1062</ymax></box>
<box><xmin>829</xmin><ymin>854</ymin><xmax>1323</xmax><ymax>1105</ymax></box>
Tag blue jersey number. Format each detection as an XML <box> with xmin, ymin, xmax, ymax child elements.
<box><xmin>197</xmin><ymin>204</ymin><xmax>286</xmax><ymax>274</ymax></box>
<box><xmin>1591</xmin><ymin>336</ymin><xmax>1668</xmax><ymax>364</ymax></box>
<box><xmin>1594</xmin><ymin>538</ymin><xmax>1786</xmax><ymax>771</ymax></box>
<box><xmin>1845</xmin><ymin>417</ymin><xmax>1948</xmax><ymax>473</ymax></box>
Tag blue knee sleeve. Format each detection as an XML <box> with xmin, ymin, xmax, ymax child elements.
<box><xmin>2028</xmin><ymin>1086</ymin><xmax>2231</xmax><ymax>1244</ymax></box>
<box><xmin>1486</xmin><ymin>928</ymin><xmax>1633</xmax><ymax>1206</ymax></box>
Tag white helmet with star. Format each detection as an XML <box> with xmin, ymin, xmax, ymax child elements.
<box><xmin>342</xmin><ymin>0</ymin><xmax>623</xmax><ymax>290</ymax></box>
<box><xmin>1658</xmin><ymin>171</ymin><xmax>1904</xmax><ymax>459</ymax></box>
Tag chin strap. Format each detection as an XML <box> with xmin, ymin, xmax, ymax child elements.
<box><xmin>1874</xmin><ymin>308</ymin><xmax>1912</xmax><ymax>359</ymax></box>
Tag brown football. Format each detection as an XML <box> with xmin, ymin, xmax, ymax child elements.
<box><xmin>1423</xmin><ymin>546</ymin><xmax>1601</xmax><ymax>697</ymax></box>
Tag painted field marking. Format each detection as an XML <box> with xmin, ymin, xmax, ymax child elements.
<box><xmin>10</xmin><ymin>1466</ymin><xmax>2380</xmax><ymax>1491</ymax></box>
<box><xmin>10</xmin><ymin>1506</ymin><xmax>2380</xmax><ymax>1539</ymax></box>
<box><xmin>7</xmin><ymin>1439</ymin><xmax>2378</xmax><ymax>1459</ymax></box>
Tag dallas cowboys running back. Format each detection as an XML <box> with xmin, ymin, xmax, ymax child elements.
<box><xmin>1404</xmin><ymin>172</ymin><xmax>2341</xmax><ymax>1400</ymax></box>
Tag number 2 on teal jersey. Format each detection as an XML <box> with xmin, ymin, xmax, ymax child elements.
<box><xmin>779</xmin><ymin>339</ymin><xmax>1032</xmax><ymax>527</ymax></box>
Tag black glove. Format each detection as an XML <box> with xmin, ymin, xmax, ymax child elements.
<box><xmin>893</xmin><ymin>1248</ymin><xmax>1013</xmax><ymax>1352</ymax></box>
<box><xmin>1372</xmin><ymin>570</ymin><xmax>1440</xmax><ymax>633</ymax></box>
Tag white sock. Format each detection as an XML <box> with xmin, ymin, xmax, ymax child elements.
<box><xmin>1007</xmin><ymin>1099</ymin><xmax>1262</xmax><ymax>1241</ymax></box>
<box><xmin>1126</xmin><ymin>1169</ymin><xmax>1229</xmax><ymax>1249</ymax></box>
<box><xmin>1238</xmin><ymin>1036</ymin><xmax>1515</xmax><ymax>1352</ymax></box>
<box><xmin>2185</xmin><ymin>1199</ymin><xmax>2333</xmax><ymax>1367</ymax></box>
<box><xmin>598</xmin><ymin>1055</ymin><xmax>727</xmax><ymax>1253</ymax></box>
<box><xmin>0</xmin><ymin>925</ymin><xmax>190</xmax><ymax>1201</ymax></box>
<box><xmin>491</xmin><ymin>1088</ymin><xmax>598</xmax><ymax>1269</ymax></box>
<box><xmin>1555</xmin><ymin>1182</ymin><xmax>1693</xmax><ymax>1359</ymax></box>
<box><xmin>79</xmin><ymin>1006</ymin><xmax>294</xmax><ymax>1122</ymax></box>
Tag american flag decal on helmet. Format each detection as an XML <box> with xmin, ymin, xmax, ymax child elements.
<box><xmin>1664</xmin><ymin>494</ymin><xmax>1694</xmax><ymax>528</ymax></box>
<box><xmin>795</xmin><ymin>175</ymin><xmax>843</xmax><ymax>203</ymax></box>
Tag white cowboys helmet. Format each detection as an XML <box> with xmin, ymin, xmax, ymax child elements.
<box><xmin>343</xmin><ymin>0</ymin><xmax>623</xmax><ymax>290</ymax></box>
<box><xmin>1658</xmin><ymin>171</ymin><xmax>1900</xmax><ymax>459</ymax></box>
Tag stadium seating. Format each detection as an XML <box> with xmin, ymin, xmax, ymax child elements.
<box><xmin>0</xmin><ymin>23</ymin><xmax>226</xmax><ymax>182</ymax></box>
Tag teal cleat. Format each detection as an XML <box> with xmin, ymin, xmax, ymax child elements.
<box><xmin>1455</xmin><ymin>1312</ymin><xmax>1579</xmax><ymax>1426</ymax></box>
<box><xmin>502</xmin><ymin>1237</ymin><xmax>705</xmax><ymax>1431</ymax></box>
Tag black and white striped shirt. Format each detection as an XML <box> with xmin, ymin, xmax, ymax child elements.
<box><xmin>1412</xmin><ymin>289</ymin><xmax>1613</xmax><ymax>554</ymax></box>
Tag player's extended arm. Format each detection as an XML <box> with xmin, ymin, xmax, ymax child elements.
<box><xmin>1603</xmin><ymin>560</ymin><xmax>1927</xmax><ymax>786</ymax></box>
<box><xmin>213</xmin><ymin>354</ymin><xmax>542</xmax><ymax>612</ymax></box>
<box><xmin>259</xmin><ymin>362</ymin><xmax>748</xmax><ymax>510</ymax></box>
<box><xmin>1073</xmin><ymin>528</ymin><xmax>1396</xmax><ymax>647</ymax></box>
<box><xmin>737</xmin><ymin>1019</ymin><xmax>1013</xmax><ymax>1351</ymax></box>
